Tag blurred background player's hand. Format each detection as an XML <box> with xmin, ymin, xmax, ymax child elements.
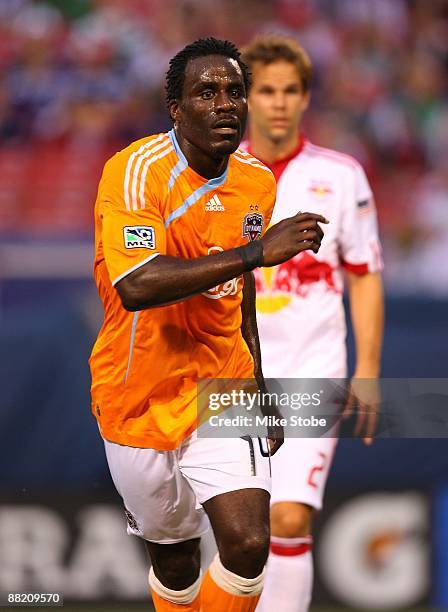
<box><xmin>342</xmin><ymin>377</ymin><xmax>381</xmax><ymax>445</ymax></box>
<box><xmin>261</xmin><ymin>212</ymin><xmax>328</xmax><ymax>266</ymax></box>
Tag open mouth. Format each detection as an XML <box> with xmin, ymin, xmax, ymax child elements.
<box><xmin>212</xmin><ymin>119</ymin><xmax>239</xmax><ymax>132</ymax></box>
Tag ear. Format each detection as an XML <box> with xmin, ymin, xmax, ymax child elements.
<box><xmin>169</xmin><ymin>100</ymin><xmax>180</xmax><ymax>124</ymax></box>
<box><xmin>301</xmin><ymin>90</ymin><xmax>311</xmax><ymax>112</ymax></box>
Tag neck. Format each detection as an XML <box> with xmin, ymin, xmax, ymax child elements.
<box><xmin>174</xmin><ymin>129</ymin><xmax>228</xmax><ymax>180</ymax></box>
<box><xmin>249</xmin><ymin>130</ymin><xmax>300</xmax><ymax>165</ymax></box>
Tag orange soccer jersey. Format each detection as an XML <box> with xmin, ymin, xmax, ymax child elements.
<box><xmin>89</xmin><ymin>130</ymin><xmax>276</xmax><ymax>450</ymax></box>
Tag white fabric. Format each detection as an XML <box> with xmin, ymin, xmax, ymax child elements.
<box><xmin>148</xmin><ymin>566</ymin><xmax>201</xmax><ymax>604</ymax></box>
<box><xmin>103</xmin><ymin>433</ymin><xmax>271</xmax><ymax>544</ymax></box>
<box><xmin>243</xmin><ymin>139</ymin><xmax>382</xmax><ymax>508</ymax></box>
<box><xmin>250</xmin><ymin>140</ymin><xmax>382</xmax><ymax>379</ymax></box>
<box><xmin>269</xmin><ymin>437</ymin><xmax>337</xmax><ymax>510</ymax></box>
<box><xmin>256</xmin><ymin>542</ymin><xmax>313</xmax><ymax>612</ymax></box>
<box><xmin>209</xmin><ymin>554</ymin><xmax>265</xmax><ymax>597</ymax></box>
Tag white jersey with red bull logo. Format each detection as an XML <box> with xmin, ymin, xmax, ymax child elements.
<box><xmin>244</xmin><ymin>137</ymin><xmax>383</xmax><ymax>379</ymax></box>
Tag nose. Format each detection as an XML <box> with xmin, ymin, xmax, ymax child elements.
<box><xmin>272</xmin><ymin>92</ymin><xmax>287</xmax><ymax>109</ymax></box>
<box><xmin>215</xmin><ymin>91</ymin><xmax>236</xmax><ymax>111</ymax></box>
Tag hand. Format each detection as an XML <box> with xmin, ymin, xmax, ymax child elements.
<box><xmin>261</xmin><ymin>212</ymin><xmax>329</xmax><ymax>267</ymax></box>
<box><xmin>342</xmin><ymin>377</ymin><xmax>381</xmax><ymax>445</ymax></box>
<box><xmin>267</xmin><ymin>423</ymin><xmax>284</xmax><ymax>455</ymax></box>
<box><xmin>259</xmin><ymin>392</ymin><xmax>284</xmax><ymax>455</ymax></box>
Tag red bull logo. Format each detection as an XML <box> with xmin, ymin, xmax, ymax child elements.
<box><xmin>255</xmin><ymin>252</ymin><xmax>338</xmax><ymax>313</ymax></box>
<box><xmin>308</xmin><ymin>180</ymin><xmax>333</xmax><ymax>200</ymax></box>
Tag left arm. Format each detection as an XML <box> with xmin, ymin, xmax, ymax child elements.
<box><xmin>347</xmin><ymin>271</ymin><xmax>384</xmax><ymax>378</ymax></box>
<box><xmin>339</xmin><ymin>160</ymin><xmax>384</xmax><ymax>443</ymax></box>
<box><xmin>241</xmin><ymin>271</ymin><xmax>283</xmax><ymax>454</ymax></box>
<box><xmin>345</xmin><ymin>270</ymin><xmax>384</xmax><ymax>443</ymax></box>
<box><xmin>241</xmin><ymin>271</ymin><xmax>265</xmax><ymax>390</ymax></box>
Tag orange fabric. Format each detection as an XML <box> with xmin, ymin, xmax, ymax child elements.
<box><xmin>200</xmin><ymin>568</ymin><xmax>260</xmax><ymax>612</ymax></box>
<box><xmin>151</xmin><ymin>590</ymin><xmax>200</xmax><ymax>611</ymax></box>
<box><xmin>89</xmin><ymin>132</ymin><xmax>276</xmax><ymax>450</ymax></box>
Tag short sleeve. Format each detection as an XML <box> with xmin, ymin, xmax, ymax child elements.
<box><xmin>98</xmin><ymin>155</ymin><xmax>167</xmax><ymax>286</ymax></box>
<box><xmin>339</xmin><ymin>163</ymin><xmax>383</xmax><ymax>274</ymax></box>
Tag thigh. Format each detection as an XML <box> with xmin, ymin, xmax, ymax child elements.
<box><xmin>270</xmin><ymin>437</ymin><xmax>337</xmax><ymax>510</ymax></box>
<box><xmin>178</xmin><ymin>435</ymin><xmax>271</xmax><ymax>505</ymax></box>
<box><xmin>103</xmin><ymin>438</ymin><xmax>209</xmax><ymax>543</ymax></box>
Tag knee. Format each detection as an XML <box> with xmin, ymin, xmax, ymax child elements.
<box><xmin>219</xmin><ymin>530</ymin><xmax>270</xmax><ymax>578</ymax></box>
<box><xmin>271</xmin><ymin>502</ymin><xmax>313</xmax><ymax>538</ymax></box>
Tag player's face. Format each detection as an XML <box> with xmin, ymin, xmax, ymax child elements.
<box><xmin>171</xmin><ymin>54</ymin><xmax>248</xmax><ymax>158</ymax></box>
<box><xmin>249</xmin><ymin>60</ymin><xmax>310</xmax><ymax>144</ymax></box>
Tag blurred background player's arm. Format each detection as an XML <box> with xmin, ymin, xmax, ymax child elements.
<box><xmin>347</xmin><ymin>270</ymin><xmax>384</xmax><ymax>379</ymax></box>
<box><xmin>345</xmin><ymin>270</ymin><xmax>384</xmax><ymax>443</ymax></box>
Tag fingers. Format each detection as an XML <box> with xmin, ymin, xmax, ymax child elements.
<box><xmin>268</xmin><ymin>437</ymin><xmax>284</xmax><ymax>455</ymax></box>
<box><xmin>294</xmin><ymin>219</ymin><xmax>325</xmax><ymax>249</ymax></box>
<box><xmin>292</xmin><ymin>212</ymin><xmax>329</xmax><ymax>224</ymax></box>
<box><xmin>295</xmin><ymin>219</ymin><xmax>325</xmax><ymax>235</ymax></box>
<box><xmin>342</xmin><ymin>389</ymin><xmax>355</xmax><ymax>419</ymax></box>
<box><xmin>296</xmin><ymin>228</ymin><xmax>322</xmax><ymax>243</ymax></box>
<box><xmin>353</xmin><ymin>407</ymin><xmax>366</xmax><ymax>438</ymax></box>
<box><xmin>363</xmin><ymin>405</ymin><xmax>378</xmax><ymax>445</ymax></box>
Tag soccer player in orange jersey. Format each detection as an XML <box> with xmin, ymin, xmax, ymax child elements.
<box><xmin>90</xmin><ymin>38</ymin><xmax>328</xmax><ymax>612</ymax></box>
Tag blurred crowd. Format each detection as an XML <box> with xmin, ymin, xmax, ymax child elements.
<box><xmin>0</xmin><ymin>0</ymin><xmax>447</xmax><ymax>293</ymax></box>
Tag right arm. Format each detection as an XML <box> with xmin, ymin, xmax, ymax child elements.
<box><xmin>116</xmin><ymin>212</ymin><xmax>328</xmax><ymax>311</ymax></box>
<box><xmin>99</xmin><ymin>152</ymin><xmax>327</xmax><ymax>311</ymax></box>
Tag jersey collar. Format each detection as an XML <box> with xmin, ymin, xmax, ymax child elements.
<box><xmin>168</xmin><ymin>128</ymin><xmax>228</xmax><ymax>186</ymax></box>
<box><xmin>248</xmin><ymin>133</ymin><xmax>305</xmax><ymax>182</ymax></box>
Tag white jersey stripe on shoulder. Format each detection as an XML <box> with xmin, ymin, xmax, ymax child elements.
<box><xmin>304</xmin><ymin>142</ymin><xmax>358</xmax><ymax>168</ymax></box>
<box><xmin>236</xmin><ymin>148</ymin><xmax>251</xmax><ymax>158</ymax></box>
<box><xmin>138</xmin><ymin>145</ymin><xmax>173</xmax><ymax>209</ymax></box>
<box><xmin>131</xmin><ymin>140</ymin><xmax>171</xmax><ymax>210</ymax></box>
<box><xmin>131</xmin><ymin>139</ymin><xmax>171</xmax><ymax>211</ymax></box>
<box><xmin>233</xmin><ymin>154</ymin><xmax>271</xmax><ymax>173</ymax></box>
<box><xmin>123</xmin><ymin>134</ymin><xmax>167</xmax><ymax>211</ymax></box>
<box><xmin>236</xmin><ymin>149</ymin><xmax>261</xmax><ymax>163</ymax></box>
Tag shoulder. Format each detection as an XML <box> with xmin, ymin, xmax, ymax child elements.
<box><xmin>301</xmin><ymin>141</ymin><xmax>372</xmax><ymax>203</ymax></box>
<box><xmin>301</xmin><ymin>140</ymin><xmax>366</xmax><ymax>177</ymax></box>
<box><xmin>101</xmin><ymin>133</ymin><xmax>176</xmax><ymax>209</ymax></box>
<box><xmin>231</xmin><ymin>148</ymin><xmax>275</xmax><ymax>191</ymax></box>
<box><xmin>111</xmin><ymin>132</ymin><xmax>174</xmax><ymax>174</ymax></box>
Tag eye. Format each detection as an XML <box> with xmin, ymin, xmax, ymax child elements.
<box><xmin>200</xmin><ymin>90</ymin><xmax>214</xmax><ymax>100</ymax></box>
<box><xmin>231</xmin><ymin>88</ymin><xmax>242</xmax><ymax>98</ymax></box>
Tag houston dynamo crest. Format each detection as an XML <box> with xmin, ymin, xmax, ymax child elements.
<box><xmin>242</xmin><ymin>212</ymin><xmax>264</xmax><ymax>242</ymax></box>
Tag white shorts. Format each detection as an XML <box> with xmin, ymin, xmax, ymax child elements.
<box><xmin>103</xmin><ymin>433</ymin><xmax>271</xmax><ymax>544</ymax></box>
<box><xmin>269</xmin><ymin>436</ymin><xmax>337</xmax><ymax>510</ymax></box>
<box><xmin>267</xmin><ymin>362</ymin><xmax>345</xmax><ymax>511</ymax></box>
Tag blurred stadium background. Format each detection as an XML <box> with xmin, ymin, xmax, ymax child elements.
<box><xmin>0</xmin><ymin>0</ymin><xmax>447</xmax><ymax>610</ymax></box>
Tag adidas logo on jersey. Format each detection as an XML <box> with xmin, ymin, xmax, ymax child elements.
<box><xmin>205</xmin><ymin>195</ymin><xmax>225</xmax><ymax>212</ymax></box>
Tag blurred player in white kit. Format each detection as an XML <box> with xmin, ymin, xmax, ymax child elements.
<box><xmin>242</xmin><ymin>35</ymin><xmax>384</xmax><ymax>611</ymax></box>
